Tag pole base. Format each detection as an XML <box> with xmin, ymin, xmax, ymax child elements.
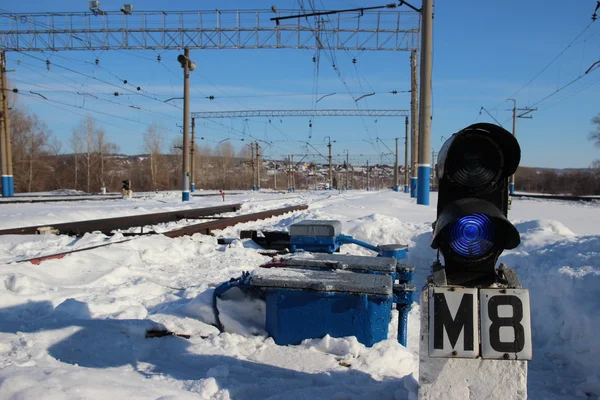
<box><xmin>1</xmin><ymin>176</ymin><xmax>7</xmax><ymax>197</ymax></box>
<box><xmin>394</xmin><ymin>184</ymin><xmax>400</xmax><ymax>192</ymax></box>
<box><xmin>329</xmin><ymin>186</ymin><xmax>333</xmax><ymax>190</ymax></box>
<box><xmin>509</xmin><ymin>183</ymin><xmax>515</xmax><ymax>195</ymax></box>
<box><xmin>404</xmin><ymin>185</ymin><xmax>409</xmax><ymax>193</ymax></box>
<box><xmin>8</xmin><ymin>176</ymin><xmax>13</xmax><ymax>196</ymax></box>
<box><xmin>418</xmin><ymin>286</ymin><xmax>528</xmax><ymax>400</ymax></box>
<box><xmin>417</xmin><ymin>167</ymin><xmax>430</xmax><ymax>205</ymax></box>
<box><xmin>410</xmin><ymin>178</ymin><xmax>418</xmax><ymax>198</ymax></box>
<box><xmin>182</xmin><ymin>191</ymin><xmax>190</xmax><ymax>201</ymax></box>
<box><xmin>190</xmin><ymin>183</ymin><xmax>195</xmax><ymax>193</ymax></box>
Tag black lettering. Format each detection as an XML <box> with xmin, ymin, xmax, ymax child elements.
<box><xmin>488</xmin><ymin>295</ymin><xmax>525</xmax><ymax>353</ymax></box>
<box><xmin>433</xmin><ymin>293</ymin><xmax>474</xmax><ymax>350</ymax></box>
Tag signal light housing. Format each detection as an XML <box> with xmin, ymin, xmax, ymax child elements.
<box><xmin>431</xmin><ymin>123</ymin><xmax>521</xmax><ymax>286</ymax></box>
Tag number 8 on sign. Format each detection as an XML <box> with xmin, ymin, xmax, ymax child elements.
<box><xmin>479</xmin><ymin>289</ymin><xmax>532</xmax><ymax>360</ymax></box>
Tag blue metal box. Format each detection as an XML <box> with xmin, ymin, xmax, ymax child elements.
<box><xmin>251</xmin><ymin>267</ymin><xmax>393</xmax><ymax>347</ymax></box>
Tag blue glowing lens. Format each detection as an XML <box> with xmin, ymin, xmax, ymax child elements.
<box><xmin>449</xmin><ymin>214</ymin><xmax>494</xmax><ymax>258</ymax></box>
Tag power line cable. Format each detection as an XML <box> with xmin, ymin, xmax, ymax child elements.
<box><xmin>492</xmin><ymin>20</ymin><xmax>596</xmax><ymax>110</ymax></box>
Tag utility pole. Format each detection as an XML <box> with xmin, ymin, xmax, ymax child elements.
<box><xmin>431</xmin><ymin>150</ymin><xmax>437</xmax><ymax>191</ymax></box>
<box><xmin>251</xmin><ymin>142</ymin><xmax>255</xmax><ymax>190</ymax></box>
<box><xmin>326</xmin><ymin>136</ymin><xmax>333</xmax><ymax>190</ymax></box>
<box><xmin>287</xmin><ymin>155</ymin><xmax>291</xmax><ymax>191</ymax></box>
<box><xmin>190</xmin><ymin>117</ymin><xmax>195</xmax><ymax>193</ymax></box>
<box><xmin>290</xmin><ymin>154</ymin><xmax>296</xmax><ymax>192</ymax></box>
<box><xmin>1</xmin><ymin>52</ymin><xmax>13</xmax><ymax>196</ymax></box>
<box><xmin>404</xmin><ymin>116</ymin><xmax>409</xmax><ymax>193</ymax></box>
<box><xmin>366</xmin><ymin>160</ymin><xmax>370</xmax><ymax>191</ymax></box>
<box><xmin>256</xmin><ymin>142</ymin><xmax>261</xmax><ymax>190</ymax></box>
<box><xmin>274</xmin><ymin>164</ymin><xmax>278</xmax><ymax>190</ymax></box>
<box><xmin>410</xmin><ymin>49</ymin><xmax>419</xmax><ymax>198</ymax></box>
<box><xmin>314</xmin><ymin>164</ymin><xmax>317</xmax><ymax>190</ymax></box>
<box><xmin>178</xmin><ymin>48</ymin><xmax>195</xmax><ymax>202</ymax></box>
<box><xmin>417</xmin><ymin>0</ymin><xmax>433</xmax><ymax>206</ymax></box>
<box><xmin>394</xmin><ymin>137</ymin><xmax>400</xmax><ymax>192</ymax></box>
<box><xmin>507</xmin><ymin>98</ymin><xmax>536</xmax><ymax>195</ymax></box>
<box><xmin>0</xmin><ymin>54</ymin><xmax>7</xmax><ymax>197</ymax></box>
<box><xmin>345</xmin><ymin>150</ymin><xmax>350</xmax><ymax>190</ymax></box>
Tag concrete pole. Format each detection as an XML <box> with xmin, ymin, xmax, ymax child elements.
<box><xmin>404</xmin><ymin>116</ymin><xmax>409</xmax><ymax>193</ymax></box>
<box><xmin>431</xmin><ymin>150</ymin><xmax>436</xmax><ymax>191</ymax></box>
<box><xmin>0</xmin><ymin>53</ymin><xmax>7</xmax><ymax>197</ymax></box>
<box><xmin>417</xmin><ymin>0</ymin><xmax>433</xmax><ymax>206</ymax></box>
<box><xmin>328</xmin><ymin>139</ymin><xmax>333</xmax><ymax>190</ymax></box>
<box><xmin>313</xmin><ymin>165</ymin><xmax>317</xmax><ymax>190</ymax></box>
<box><xmin>182</xmin><ymin>48</ymin><xmax>191</xmax><ymax>201</ymax></box>
<box><xmin>1</xmin><ymin>52</ymin><xmax>13</xmax><ymax>196</ymax></box>
<box><xmin>274</xmin><ymin>166</ymin><xmax>277</xmax><ymax>190</ymax></box>
<box><xmin>394</xmin><ymin>137</ymin><xmax>399</xmax><ymax>191</ymax></box>
<box><xmin>410</xmin><ymin>49</ymin><xmax>419</xmax><ymax>198</ymax></box>
<box><xmin>346</xmin><ymin>151</ymin><xmax>349</xmax><ymax>190</ymax></box>
<box><xmin>290</xmin><ymin>154</ymin><xmax>296</xmax><ymax>192</ymax></box>
<box><xmin>366</xmin><ymin>160</ymin><xmax>370</xmax><ymax>191</ymax></box>
<box><xmin>510</xmin><ymin>99</ymin><xmax>517</xmax><ymax>195</ymax></box>
<box><xmin>190</xmin><ymin>117</ymin><xmax>195</xmax><ymax>192</ymax></box>
<box><xmin>250</xmin><ymin>143</ymin><xmax>255</xmax><ymax>190</ymax></box>
<box><xmin>256</xmin><ymin>142</ymin><xmax>261</xmax><ymax>190</ymax></box>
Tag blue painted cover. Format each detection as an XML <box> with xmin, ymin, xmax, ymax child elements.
<box><xmin>289</xmin><ymin>235</ymin><xmax>341</xmax><ymax>253</ymax></box>
<box><xmin>265</xmin><ymin>288</ymin><xmax>392</xmax><ymax>347</ymax></box>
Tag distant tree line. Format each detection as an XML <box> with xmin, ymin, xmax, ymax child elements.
<box><xmin>4</xmin><ymin>100</ymin><xmax>600</xmax><ymax>195</ymax></box>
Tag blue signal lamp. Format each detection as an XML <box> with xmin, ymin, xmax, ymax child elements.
<box><xmin>432</xmin><ymin>123</ymin><xmax>521</xmax><ymax>286</ymax></box>
<box><xmin>449</xmin><ymin>213</ymin><xmax>494</xmax><ymax>258</ymax></box>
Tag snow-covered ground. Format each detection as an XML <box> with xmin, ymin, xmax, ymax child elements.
<box><xmin>0</xmin><ymin>190</ymin><xmax>597</xmax><ymax>399</ymax></box>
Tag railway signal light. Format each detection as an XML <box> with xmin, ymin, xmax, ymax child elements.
<box><xmin>431</xmin><ymin>123</ymin><xmax>521</xmax><ymax>286</ymax></box>
<box><xmin>177</xmin><ymin>54</ymin><xmax>196</xmax><ymax>71</ymax></box>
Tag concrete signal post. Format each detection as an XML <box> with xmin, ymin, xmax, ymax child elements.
<box><xmin>178</xmin><ymin>48</ymin><xmax>195</xmax><ymax>202</ymax></box>
<box><xmin>419</xmin><ymin>123</ymin><xmax>531</xmax><ymax>400</ymax></box>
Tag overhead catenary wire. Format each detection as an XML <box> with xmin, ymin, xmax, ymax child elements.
<box><xmin>13</xmin><ymin>51</ymin><xmax>183</xmax><ymax>110</ymax></box>
<box><xmin>491</xmin><ymin>20</ymin><xmax>596</xmax><ymax>111</ymax></box>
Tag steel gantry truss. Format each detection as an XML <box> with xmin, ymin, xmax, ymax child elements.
<box><xmin>191</xmin><ymin>109</ymin><xmax>409</xmax><ymax>119</ymax></box>
<box><xmin>0</xmin><ymin>7</ymin><xmax>421</xmax><ymax>200</ymax></box>
<box><xmin>0</xmin><ymin>9</ymin><xmax>420</xmax><ymax>52</ymax></box>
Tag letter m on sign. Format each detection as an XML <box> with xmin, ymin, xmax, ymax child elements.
<box><xmin>428</xmin><ymin>287</ymin><xmax>479</xmax><ymax>358</ymax></box>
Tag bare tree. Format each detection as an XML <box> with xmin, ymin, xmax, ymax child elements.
<box><xmin>69</xmin><ymin>128</ymin><xmax>83</xmax><ymax>190</ymax></box>
<box><xmin>9</xmin><ymin>108</ymin><xmax>52</xmax><ymax>192</ymax></box>
<box><xmin>72</xmin><ymin>116</ymin><xmax>112</xmax><ymax>193</ymax></box>
<box><xmin>215</xmin><ymin>141</ymin><xmax>235</xmax><ymax>189</ymax></box>
<box><xmin>95</xmin><ymin>129</ymin><xmax>119</xmax><ymax>190</ymax></box>
<box><xmin>143</xmin><ymin>121</ymin><xmax>165</xmax><ymax>190</ymax></box>
<box><xmin>590</xmin><ymin>113</ymin><xmax>600</xmax><ymax>147</ymax></box>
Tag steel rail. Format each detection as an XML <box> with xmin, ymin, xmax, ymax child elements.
<box><xmin>0</xmin><ymin>203</ymin><xmax>242</xmax><ymax>236</ymax></box>
<box><xmin>164</xmin><ymin>204</ymin><xmax>309</xmax><ymax>238</ymax></box>
<box><xmin>512</xmin><ymin>193</ymin><xmax>600</xmax><ymax>202</ymax></box>
<box><xmin>17</xmin><ymin>204</ymin><xmax>309</xmax><ymax>265</ymax></box>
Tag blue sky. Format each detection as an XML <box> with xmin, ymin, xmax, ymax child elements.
<box><xmin>2</xmin><ymin>0</ymin><xmax>599</xmax><ymax>168</ymax></box>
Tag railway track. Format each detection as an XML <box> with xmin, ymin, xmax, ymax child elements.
<box><xmin>0</xmin><ymin>191</ymin><xmax>246</xmax><ymax>204</ymax></box>
<box><xmin>512</xmin><ymin>193</ymin><xmax>600</xmax><ymax>202</ymax></box>
<box><xmin>12</xmin><ymin>204</ymin><xmax>309</xmax><ymax>265</ymax></box>
<box><xmin>0</xmin><ymin>204</ymin><xmax>242</xmax><ymax>236</ymax></box>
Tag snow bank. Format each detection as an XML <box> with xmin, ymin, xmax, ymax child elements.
<box><xmin>0</xmin><ymin>190</ymin><xmax>597</xmax><ymax>399</ymax></box>
<box><xmin>501</xmin><ymin>220</ymin><xmax>600</xmax><ymax>398</ymax></box>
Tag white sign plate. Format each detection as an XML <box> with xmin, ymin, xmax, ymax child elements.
<box><xmin>428</xmin><ymin>287</ymin><xmax>479</xmax><ymax>358</ymax></box>
<box><xmin>480</xmin><ymin>289</ymin><xmax>533</xmax><ymax>360</ymax></box>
